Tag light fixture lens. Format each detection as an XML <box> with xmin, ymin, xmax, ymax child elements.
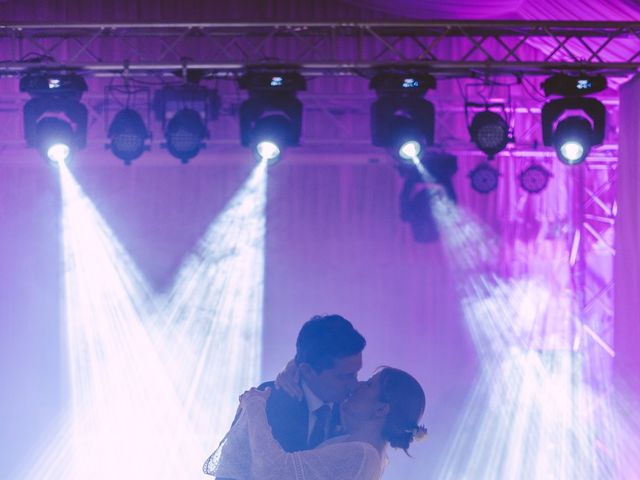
<box><xmin>559</xmin><ymin>141</ymin><xmax>585</xmax><ymax>164</ymax></box>
<box><xmin>388</xmin><ymin>116</ymin><xmax>426</xmax><ymax>164</ymax></box>
<box><xmin>399</xmin><ymin>140</ymin><xmax>421</xmax><ymax>160</ymax></box>
<box><xmin>256</xmin><ymin>141</ymin><xmax>281</xmax><ymax>161</ymax></box>
<box><xmin>553</xmin><ymin>116</ymin><xmax>592</xmax><ymax>165</ymax></box>
<box><xmin>35</xmin><ymin>116</ymin><xmax>74</xmax><ymax>164</ymax></box>
<box><xmin>47</xmin><ymin>143</ymin><xmax>71</xmax><ymax>164</ymax></box>
<box><xmin>250</xmin><ymin>114</ymin><xmax>292</xmax><ymax>164</ymax></box>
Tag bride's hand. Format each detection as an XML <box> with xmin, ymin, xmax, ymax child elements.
<box><xmin>239</xmin><ymin>387</ymin><xmax>271</xmax><ymax>407</ymax></box>
<box><xmin>275</xmin><ymin>359</ymin><xmax>303</xmax><ymax>400</ymax></box>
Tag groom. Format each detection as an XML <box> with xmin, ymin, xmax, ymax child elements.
<box><xmin>260</xmin><ymin>314</ymin><xmax>366</xmax><ymax>451</ymax></box>
<box><xmin>211</xmin><ymin>314</ymin><xmax>366</xmax><ymax>476</ymax></box>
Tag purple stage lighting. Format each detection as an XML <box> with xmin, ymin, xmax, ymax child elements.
<box><xmin>469</xmin><ymin>162</ymin><xmax>500</xmax><ymax>194</ymax></box>
<box><xmin>520</xmin><ymin>164</ymin><xmax>552</xmax><ymax>193</ymax></box>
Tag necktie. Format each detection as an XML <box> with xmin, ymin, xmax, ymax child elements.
<box><xmin>308</xmin><ymin>404</ymin><xmax>331</xmax><ymax>448</ymax></box>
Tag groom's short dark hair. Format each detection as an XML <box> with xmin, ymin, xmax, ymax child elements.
<box><xmin>295</xmin><ymin>314</ymin><xmax>366</xmax><ymax>373</ymax></box>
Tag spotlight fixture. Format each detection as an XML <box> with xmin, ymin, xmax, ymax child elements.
<box><xmin>21</xmin><ymin>73</ymin><xmax>88</xmax><ymax>164</ymax></box>
<box><xmin>398</xmin><ymin>151</ymin><xmax>457</xmax><ymax>243</ymax></box>
<box><xmin>400</xmin><ymin>178</ymin><xmax>439</xmax><ymax>243</ymax></box>
<box><xmin>239</xmin><ymin>71</ymin><xmax>306</xmax><ymax>163</ymax></box>
<box><xmin>370</xmin><ymin>72</ymin><xmax>436</xmax><ymax>163</ymax></box>
<box><xmin>107</xmin><ymin>108</ymin><xmax>150</xmax><ymax>164</ymax></box>
<box><xmin>466</xmin><ymin>104</ymin><xmax>511</xmax><ymax>158</ymax></box>
<box><xmin>164</xmin><ymin>108</ymin><xmax>207</xmax><ymax>163</ymax></box>
<box><xmin>249</xmin><ymin>113</ymin><xmax>292</xmax><ymax>163</ymax></box>
<box><xmin>153</xmin><ymin>85</ymin><xmax>219</xmax><ymax>163</ymax></box>
<box><xmin>552</xmin><ymin>115</ymin><xmax>593</xmax><ymax>165</ymax></box>
<box><xmin>541</xmin><ymin>74</ymin><xmax>606</xmax><ymax>165</ymax></box>
<box><xmin>397</xmin><ymin>151</ymin><xmax>458</xmax><ymax>202</ymax></box>
<box><xmin>469</xmin><ymin>162</ymin><xmax>500</xmax><ymax>194</ymax></box>
<box><xmin>36</xmin><ymin>117</ymin><xmax>74</xmax><ymax>163</ymax></box>
<box><xmin>519</xmin><ymin>164</ymin><xmax>552</xmax><ymax>194</ymax></box>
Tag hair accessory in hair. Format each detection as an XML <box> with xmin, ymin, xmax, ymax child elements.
<box><xmin>407</xmin><ymin>424</ymin><xmax>428</xmax><ymax>441</ymax></box>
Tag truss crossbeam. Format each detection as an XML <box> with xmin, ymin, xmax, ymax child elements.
<box><xmin>0</xmin><ymin>21</ymin><xmax>638</xmax><ymax>77</ymax></box>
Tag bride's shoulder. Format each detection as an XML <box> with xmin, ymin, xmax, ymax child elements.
<box><xmin>323</xmin><ymin>440</ymin><xmax>382</xmax><ymax>458</ymax></box>
<box><xmin>313</xmin><ymin>442</ymin><xmax>384</xmax><ymax>480</ymax></box>
<box><xmin>339</xmin><ymin>442</ymin><xmax>385</xmax><ymax>478</ymax></box>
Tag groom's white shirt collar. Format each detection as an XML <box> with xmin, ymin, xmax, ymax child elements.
<box><xmin>301</xmin><ymin>382</ymin><xmax>333</xmax><ymax>440</ymax></box>
<box><xmin>301</xmin><ymin>381</ymin><xmax>327</xmax><ymax>412</ymax></box>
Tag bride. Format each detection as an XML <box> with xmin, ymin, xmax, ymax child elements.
<box><xmin>204</xmin><ymin>367</ymin><xmax>426</xmax><ymax>480</ymax></box>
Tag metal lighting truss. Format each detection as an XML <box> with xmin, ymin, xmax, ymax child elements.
<box><xmin>0</xmin><ymin>23</ymin><xmax>622</xmax><ymax>404</ymax></box>
<box><xmin>0</xmin><ymin>21</ymin><xmax>638</xmax><ymax>77</ymax></box>
<box><xmin>572</xmin><ymin>157</ymin><xmax>617</xmax><ymax>372</ymax></box>
<box><xmin>565</xmin><ymin>156</ymin><xmax>619</xmax><ymax>478</ymax></box>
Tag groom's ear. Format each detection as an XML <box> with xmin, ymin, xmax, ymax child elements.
<box><xmin>298</xmin><ymin>362</ymin><xmax>316</xmax><ymax>380</ymax></box>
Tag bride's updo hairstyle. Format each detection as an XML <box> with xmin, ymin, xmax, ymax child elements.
<box><xmin>377</xmin><ymin>367</ymin><xmax>426</xmax><ymax>453</ymax></box>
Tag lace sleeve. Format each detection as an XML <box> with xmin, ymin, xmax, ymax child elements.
<box><xmin>243</xmin><ymin>397</ymin><xmax>383</xmax><ymax>480</ymax></box>
<box><xmin>203</xmin><ymin>406</ymin><xmax>253</xmax><ymax>479</ymax></box>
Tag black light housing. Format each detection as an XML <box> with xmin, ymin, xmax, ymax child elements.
<box><xmin>469</xmin><ymin>162</ymin><xmax>500</xmax><ymax>194</ymax></box>
<box><xmin>107</xmin><ymin>108</ymin><xmax>150</xmax><ymax>164</ymax></box>
<box><xmin>370</xmin><ymin>72</ymin><xmax>436</xmax><ymax>163</ymax></box>
<box><xmin>542</xmin><ymin>74</ymin><xmax>607</xmax><ymax>97</ymax></box>
<box><xmin>164</xmin><ymin>108</ymin><xmax>208</xmax><ymax>163</ymax></box>
<box><xmin>239</xmin><ymin>70</ymin><xmax>306</xmax><ymax>163</ymax></box>
<box><xmin>400</xmin><ymin>180</ymin><xmax>440</xmax><ymax>244</ymax></box>
<box><xmin>541</xmin><ymin>75</ymin><xmax>607</xmax><ymax>166</ymax></box>
<box><xmin>398</xmin><ymin>151</ymin><xmax>457</xmax><ymax>243</ymax></box>
<box><xmin>519</xmin><ymin>164</ymin><xmax>552</xmax><ymax>194</ymax></box>
<box><xmin>468</xmin><ymin>109</ymin><xmax>510</xmax><ymax>158</ymax></box>
<box><xmin>21</xmin><ymin>73</ymin><xmax>88</xmax><ymax>163</ymax></box>
<box><xmin>398</xmin><ymin>151</ymin><xmax>458</xmax><ymax>201</ymax></box>
<box><xmin>153</xmin><ymin>85</ymin><xmax>219</xmax><ymax>163</ymax></box>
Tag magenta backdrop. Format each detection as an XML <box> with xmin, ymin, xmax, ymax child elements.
<box><xmin>0</xmin><ymin>145</ymin><xmax>587</xmax><ymax>478</ymax></box>
<box><xmin>0</xmin><ymin>1</ymin><xmax>637</xmax><ymax>478</ymax></box>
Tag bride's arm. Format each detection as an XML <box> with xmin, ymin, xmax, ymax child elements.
<box><xmin>241</xmin><ymin>388</ymin><xmax>380</xmax><ymax>480</ymax></box>
<box><xmin>241</xmin><ymin>389</ymin><xmax>304</xmax><ymax>479</ymax></box>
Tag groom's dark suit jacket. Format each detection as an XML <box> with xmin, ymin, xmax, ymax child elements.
<box><xmin>215</xmin><ymin>381</ymin><xmax>341</xmax><ymax>479</ymax></box>
<box><xmin>257</xmin><ymin>380</ymin><xmax>342</xmax><ymax>452</ymax></box>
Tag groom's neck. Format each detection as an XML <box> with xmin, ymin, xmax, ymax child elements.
<box><xmin>301</xmin><ymin>379</ymin><xmax>331</xmax><ymax>405</ymax></box>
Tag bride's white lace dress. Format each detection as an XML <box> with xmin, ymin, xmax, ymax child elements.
<box><xmin>204</xmin><ymin>396</ymin><xmax>384</xmax><ymax>480</ymax></box>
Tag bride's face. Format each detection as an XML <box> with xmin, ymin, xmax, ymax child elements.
<box><xmin>340</xmin><ymin>372</ymin><xmax>386</xmax><ymax>427</ymax></box>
